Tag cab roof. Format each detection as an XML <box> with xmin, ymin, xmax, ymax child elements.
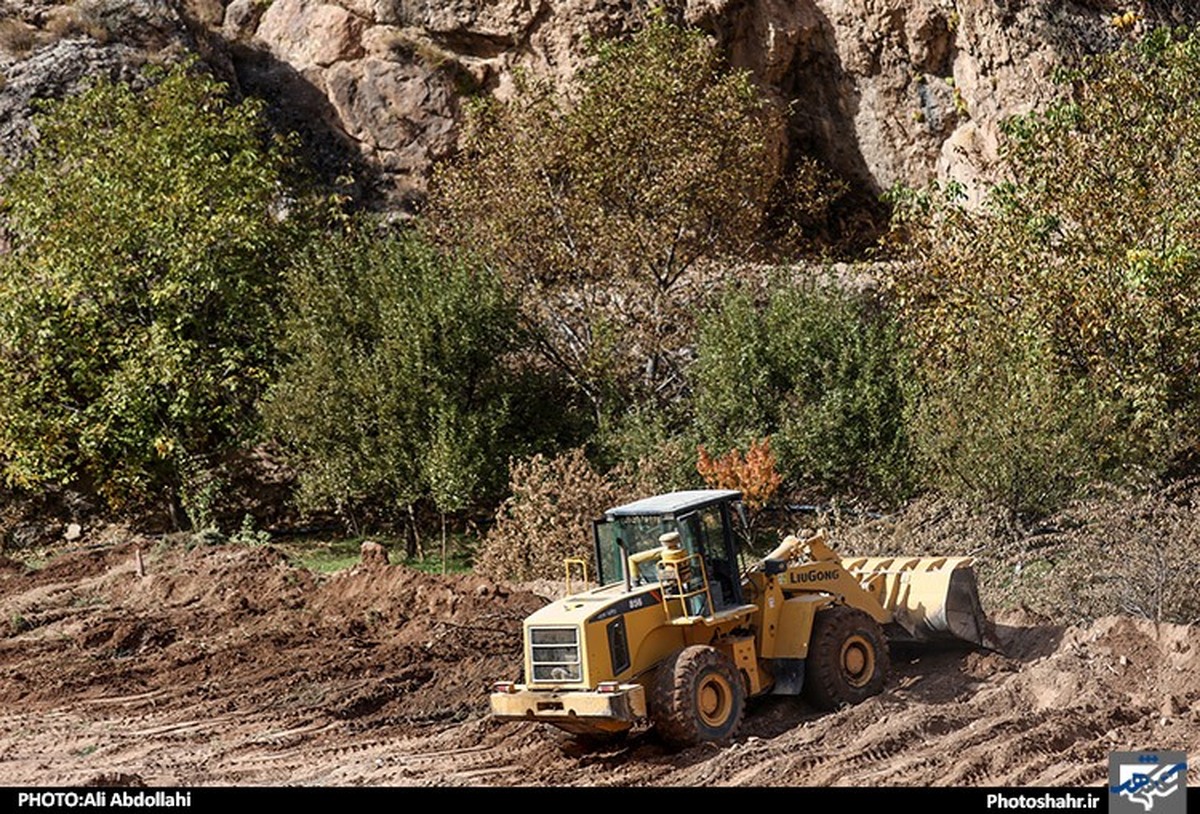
<box><xmin>604</xmin><ymin>489</ymin><xmax>742</xmax><ymax>518</ymax></box>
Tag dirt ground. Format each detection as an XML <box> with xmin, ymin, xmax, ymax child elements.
<box><xmin>0</xmin><ymin>533</ymin><xmax>1197</xmax><ymax>788</ymax></box>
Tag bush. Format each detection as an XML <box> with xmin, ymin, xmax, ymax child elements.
<box><xmin>692</xmin><ymin>274</ymin><xmax>912</xmax><ymax>500</ymax></box>
<box><xmin>475</xmin><ymin>449</ymin><xmax>636</xmax><ymax>582</ymax></box>
<box><xmin>889</xmin><ymin>27</ymin><xmax>1200</xmax><ymax>514</ymax></box>
<box><xmin>0</xmin><ymin>62</ymin><xmax>308</xmax><ymax>519</ymax></box>
<box><xmin>262</xmin><ymin>225</ymin><xmax>520</xmax><ymax>538</ymax></box>
<box><xmin>696</xmin><ymin>437</ymin><xmax>783</xmax><ymax>512</ymax></box>
<box><xmin>590</xmin><ymin>400</ymin><xmax>703</xmax><ymax>496</ymax></box>
<box><xmin>968</xmin><ymin>487</ymin><xmax>1200</xmax><ymax>625</ymax></box>
<box><xmin>901</xmin><ymin>326</ymin><xmax>1118</xmax><ymax>516</ymax></box>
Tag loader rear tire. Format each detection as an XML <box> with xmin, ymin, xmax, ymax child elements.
<box><xmin>804</xmin><ymin>605</ymin><xmax>888</xmax><ymax>711</ymax></box>
<box><xmin>650</xmin><ymin>645</ymin><xmax>744</xmax><ymax>748</ymax></box>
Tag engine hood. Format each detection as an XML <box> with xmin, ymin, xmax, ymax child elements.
<box><xmin>524</xmin><ymin>581</ymin><xmax>661</xmax><ymax>627</ymax></box>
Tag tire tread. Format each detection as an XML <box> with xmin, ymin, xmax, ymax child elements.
<box><xmin>804</xmin><ymin>605</ymin><xmax>889</xmax><ymax>711</ymax></box>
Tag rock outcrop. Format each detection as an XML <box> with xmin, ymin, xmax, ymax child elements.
<box><xmin>689</xmin><ymin>0</ymin><xmax>1187</xmax><ymax>203</ymax></box>
<box><xmin>2</xmin><ymin>0</ymin><xmax>1199</xmax><ymax>208</ymax></box>
<box><xmin>0</xmin><ymin>0</ymin><xmax>196</xmax><ymax>172</ymax></box>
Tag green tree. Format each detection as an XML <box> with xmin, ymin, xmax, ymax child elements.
<box><xmin>692</xmin><ymin>275</ymin><xmax>912</xmax><ymax>500</ymax></box>
<box><xmin>0</xmin><ymin>62</ymin><xmax>307</xmax><ymax>519</ymax></box>
<box><xmin>427</xmin><ymin>18</ymin><xmax>809</xmax><ymax>423</ymax></box>
<box><xmin>261</xmin><ymin>226</ymin><xmax>519</xmax><ymax>551</ymax></box>
<box><xmin>889</xmin><ymin>27</ymin><xmax>1200</xmax><ymax>514</ymax></box>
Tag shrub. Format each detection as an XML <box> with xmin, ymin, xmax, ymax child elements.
<box><xmin>0</xmin><ymin>19</ymin><xmax>37</xmax><ymax>56</ymax></box>
<box><xmin>262</xmin><ymin>225</ymin><xmax>519</xmax><ymax>541</ymax></box>
<box><xmin>979</xmin><ymin>488</ymin><xmax>1200</xmax><ymax>625</ymax></box>
<box><xmin>889</xmin><ymin>27</ymin><xmax>1200</xmax><ymax>514</ymax></box>
<box><xmin>696</xmin><ymin>437</ymin><xmax>783</xmax><ymax>512</ymax></box>
<box><xmin>692</xmin><ymin>274</ymin><xmax>912</xmax><ymax>500</ymax></box>
<box><xmin>591</xmin><ymin>400</ymin><xmax>703</xmax><ymax>496</ymax></box>
<box><xmin>474</xmin><ymin>449</ymin><xmax>636</xmax><ymax>582</ymax></box>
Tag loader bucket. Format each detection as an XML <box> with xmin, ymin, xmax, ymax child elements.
<box><xmin>842</xmin><ymin>556</ymin><xmax>991</xmax><ymax>648</ymax></box>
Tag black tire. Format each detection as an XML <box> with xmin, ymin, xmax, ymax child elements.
<box><xmin>804</xmin><ymin>605</ymin><xmax>889</xmax><ymax>711</ymax></box>
<box><xmin>650</xmin><ymin>645</ymin><xmax>745</xmax><ymax>747</ymax></box>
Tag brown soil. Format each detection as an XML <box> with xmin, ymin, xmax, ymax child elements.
<box><xmin>0</xmin><ymin>536</ymin><xmax>1197</xmax><ymax>788</ymax></box>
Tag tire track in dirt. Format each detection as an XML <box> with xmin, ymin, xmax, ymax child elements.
<box><xmin>1</xmin><ymin>539</ymin><xmax>1198</xmax><ymax>787</ymax></box>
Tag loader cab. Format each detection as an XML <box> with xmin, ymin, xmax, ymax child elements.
<box><xmin>592</xmin><ymin>489</ymin><xmax>746</xmax><ymax>612</ymax></box>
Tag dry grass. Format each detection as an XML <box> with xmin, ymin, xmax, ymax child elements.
<box><xmin>830</xmin><ymin>483</ymin><xmax>1200</xmax><ymax>626</ymax></box>
<box><xmin>0</xmin><ymin>0</ymin><xmax>117</xmax><ymax>56</ymax></box>
<box><xmin>381</xmin><ymin>28</ymin><xmax>457</xmax><ymax>70</ymax></box>
<box><xmin>0</xmin><ymin>19</ymin><xmax>37</xmax><ymax>56</ymax></box>
<box><xmin>45</xmin><ymin>2</ymin><xmax>112</xmax><ymax>43</ymax></box>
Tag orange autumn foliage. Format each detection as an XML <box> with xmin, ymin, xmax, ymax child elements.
<box><xmin>695</xmin><ymin>437</ymin><xmax>783</xmax><ymax>511</ymax></box>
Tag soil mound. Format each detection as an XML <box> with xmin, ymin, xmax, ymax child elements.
<box><xmin>0</xmin><ymin>538</ymin><xmax>1196</xmax><ymax>787</ymax></box>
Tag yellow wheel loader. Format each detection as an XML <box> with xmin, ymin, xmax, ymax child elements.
<box><xmin>489</xmin><ymin>489</ymin><xmax>992</xmax><ymax>747</ymax></box>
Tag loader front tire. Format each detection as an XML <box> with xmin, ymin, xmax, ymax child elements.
<box><xmin>650</xmin><ymin>645</ymin><xmax>744</xmax><ymax>748</ymax></box>
<box><xmin>804</xmin><ymin>605</ymin><xmax>888</xmax><ymax>711</ymax></box>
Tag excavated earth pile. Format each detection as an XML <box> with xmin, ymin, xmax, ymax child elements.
<box><xmin>0</xmin><ymin>537</ymin><xmax>1197</xmax><ymax>787</ymax></box>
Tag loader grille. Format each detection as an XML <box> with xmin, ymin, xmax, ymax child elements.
<box><xmin>529</xmin><ymin>626</ymin><xmax>582</xmax><ymax>683</ymax></box>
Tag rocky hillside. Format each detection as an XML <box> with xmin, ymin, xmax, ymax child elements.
<box><xmin>1</xmin><ymin>0</ymin><xmax>1197</xmax><ymax>208</ymax></box>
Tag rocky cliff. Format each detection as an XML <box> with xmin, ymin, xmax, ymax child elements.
<box><xmin>2</xmin><ymin>0</ymin><xmax>1198</xmax><ymax>210</ymax></box>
